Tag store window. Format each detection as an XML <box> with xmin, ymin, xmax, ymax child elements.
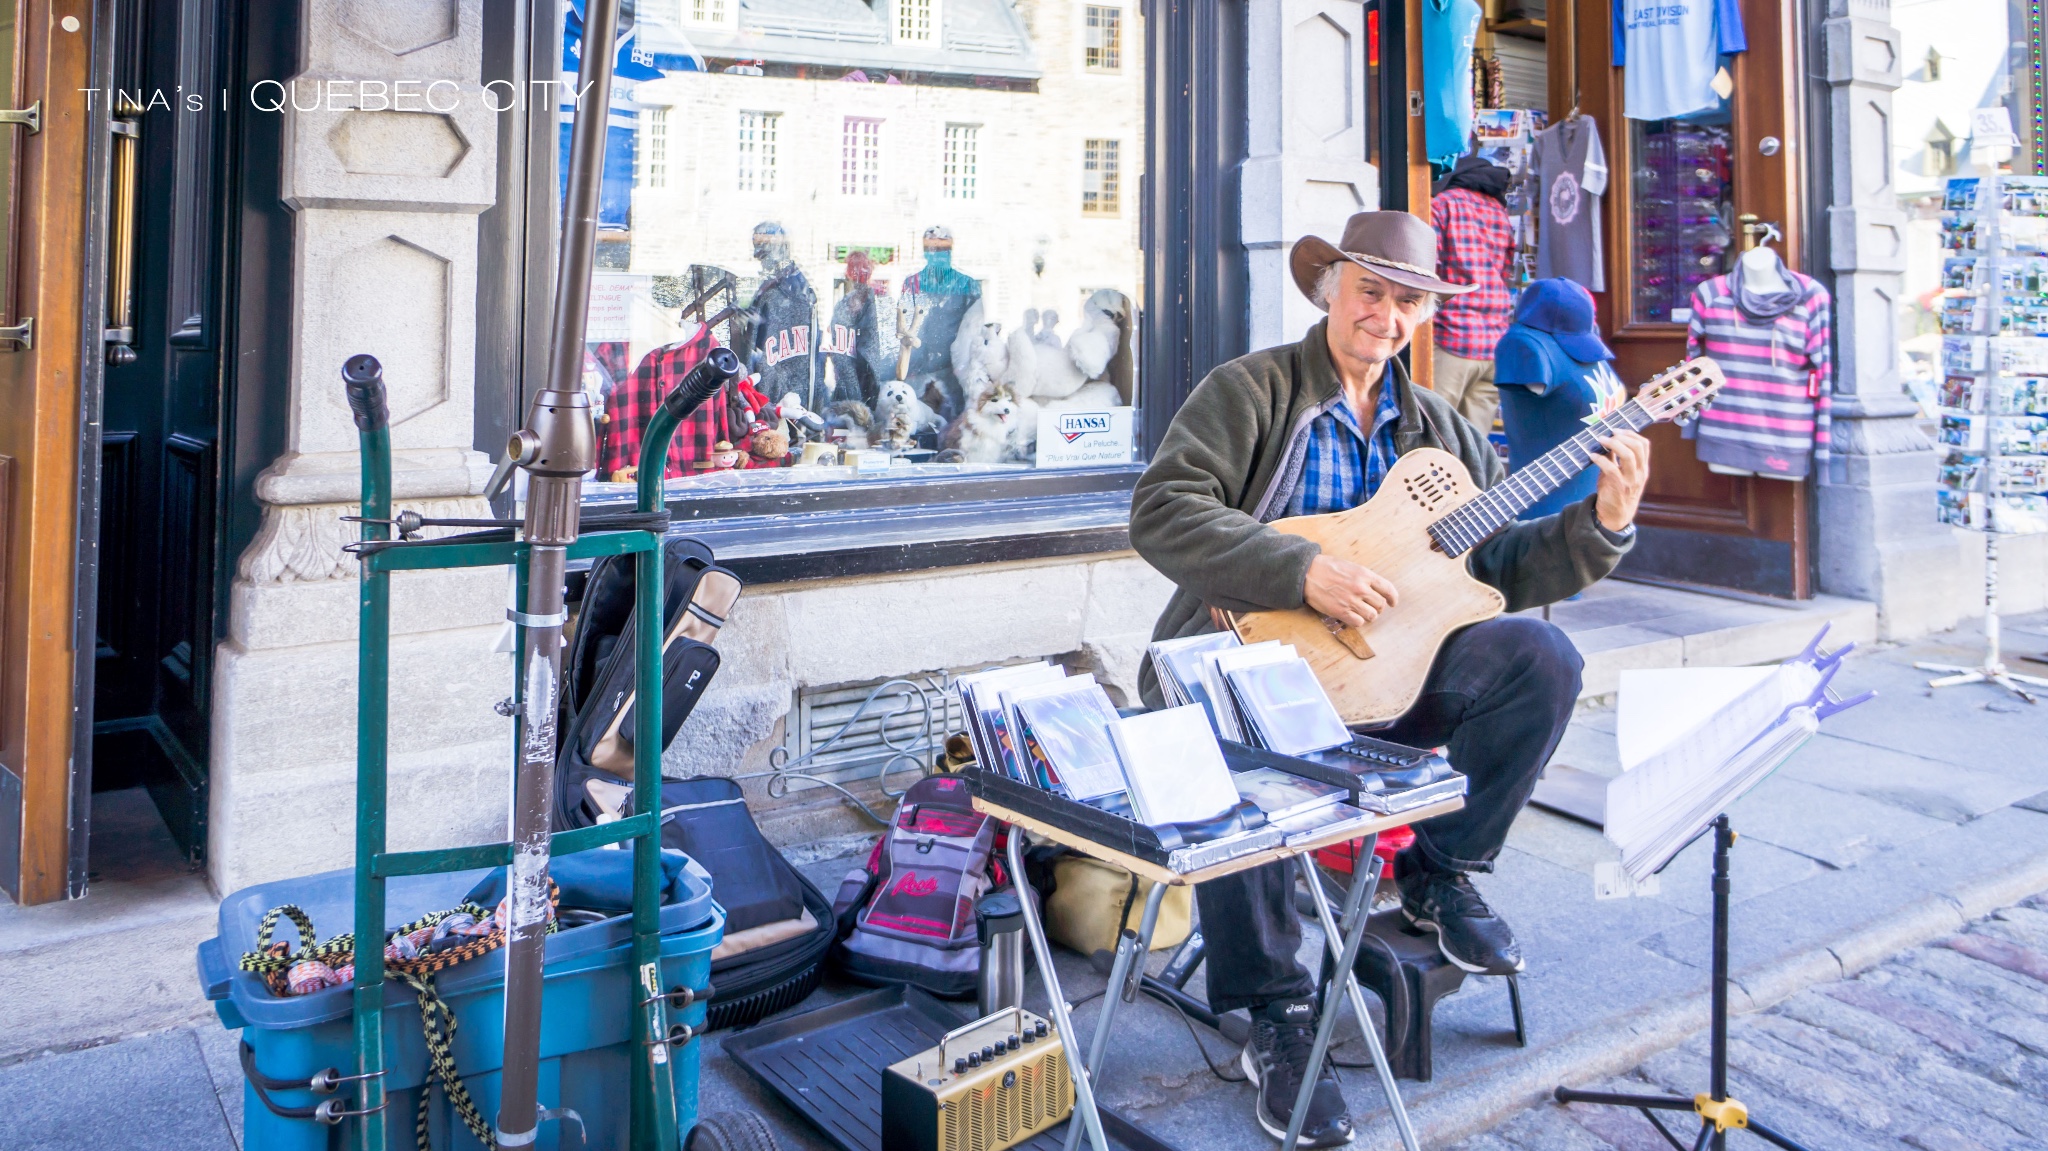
<box><xmin>1892</xmin><ymin>4</ymin><xmax>2014</xmax><ymax>414</ymax></box>
<box><xmin>563</xmin><ymin>2</ymin><xmax>1148</xmax><ymax>494</ymax></box>
<box><xmin>1628</xmin><ymin>119</ymin><xmax>1735</xmax><ymax>324</ymax></box>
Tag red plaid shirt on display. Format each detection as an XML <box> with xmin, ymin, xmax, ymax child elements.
<box><xmin>1430</xmin><ymin>188</ymin><xmax>1516</xmax><ymax>361</ymax></box>
<box><xmin>598</xmin><ymin>326</ymin><xmax>735</xmax><ymax>480</ymax></box>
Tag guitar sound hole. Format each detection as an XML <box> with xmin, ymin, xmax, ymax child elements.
<box><xmin>1404</xmin><ymin>465</ymin><xmax>1452</xmax><ymax>509</ymax></box>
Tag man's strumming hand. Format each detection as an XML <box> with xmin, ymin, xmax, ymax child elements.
<box><xmin>1591</xmin><ymin>430</ymin><xmax>1652</xmax><ymax>534</ymax></box>
<box><xmin>1304</xmin><ymin>554</ymin><xmax>1400</xmax><ymax>629</ymax></box>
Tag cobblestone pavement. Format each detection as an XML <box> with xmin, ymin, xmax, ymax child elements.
<box><xmin>1450</xmin><ymin>894</ymin><xmax>2048</xmax><ymax>1151</ymax></box>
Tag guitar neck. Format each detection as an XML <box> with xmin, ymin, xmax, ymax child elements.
<box><xmin>1426</xmin><ymin>399</ymin><xmax>1655</xmax><ymax>556</ymax></box>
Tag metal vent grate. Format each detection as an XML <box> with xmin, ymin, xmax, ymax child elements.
<box><xmin>775</xmin><ymin>672</ymin><xmax>963</xmax><ymax>795</ymax></box>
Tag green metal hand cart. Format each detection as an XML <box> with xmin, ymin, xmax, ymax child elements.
<box><xmin>336</xmin><ymin>354</ymin><xmax>734</xmax><ymax>1150</ymax></box>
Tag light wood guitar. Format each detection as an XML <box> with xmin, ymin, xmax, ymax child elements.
<box><xmin>1227</xmin><ymin>357</ymin><xmax>1727</xmax><ymax>727</ymax></box>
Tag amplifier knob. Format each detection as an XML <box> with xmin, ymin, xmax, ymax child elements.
<box><xmin>968</xmin><ymin>1052</ymin><xmax>982</xmax><ymax>1068</ymax></box>
<box><xmin>1034</xmin><ymin>1021</ymin><xmax>1049</xmax><ymax>1038</ymax></box>
<box><xmin>1007</xmin><ymin>1035</ymin><xmax>1021</xmax><ymax>1051</ymax></box>
<box><xmin>955</xmin><ymin>1058</ymin><xmax>968</xmax><ymax>1074</ymax></box>
<box><xmin>981</xmin><ymin>1046</ymin><xmax>995</xmax><ymax>1063</ymax></box>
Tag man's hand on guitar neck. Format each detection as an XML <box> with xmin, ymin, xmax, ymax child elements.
<box><xmin>1591</xmin><ymin>430</ymin><xmax>1653</xmax><ymax>535</ymax></box>
<box><xmin>1304</xmin><ymin>554</ymin><xmax>1400</xmax><ymax>629</ymax></box>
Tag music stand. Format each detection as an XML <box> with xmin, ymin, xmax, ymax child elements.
<box><xmin>1554</xmin><ymin>816</ymin><xmax>1805</xmax><ymax>1151</ymax></box>
<box><xmin>1554</xmin><ymin>634</ymin><xmax>1873</xmax><ymax>1151</ymax></box>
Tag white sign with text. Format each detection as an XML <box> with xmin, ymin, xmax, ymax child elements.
<box><xmin>1036</xmin><ymin>406</ymin><xmax>1134</xmax><ymax>468</ymax></box>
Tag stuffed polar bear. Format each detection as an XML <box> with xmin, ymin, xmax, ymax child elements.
<box><xmin>875</xmin><ymin>378</ymin><xmax>944</xmax><ymax>450</ymax></box>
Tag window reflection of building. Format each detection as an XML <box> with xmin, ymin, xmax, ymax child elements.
<box><xmin>611</xmin><ymin>0</ymin><xmax>1145</xmax><ymax>477</ymax></box>
<box><xmin>737</xmin><ymin>111</ymin><xmax>778</xmax><ymax>192</ymax></box>
<box><xmin>842</xmin><ymin>117</ymin><xmax>884</xmax><ymax>198</ymax></box>
<box><xmin>943</xmin><ymin>123</ymin><xmax>979</xmax><ymax>200</ymax></box>
<box><xmin>1082</xmin><ymin>138</ymin><xmax>1120</xmax><ymax>215</ymax></box>
<box><xmin>1889</xmin><ymin>2</ymin><xmax>2013</xmax><ymax>411</ymax></box>
<box><xmin>1085</xmin><ymin>5</ymin><xmax>1121</xmax><ymax>72</ymax></box>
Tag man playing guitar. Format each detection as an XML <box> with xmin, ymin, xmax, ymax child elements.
<box><xmin>1130</xmin><ymin>211</ymin><xmax>1652</xmax><ymax>1147</ymax></box>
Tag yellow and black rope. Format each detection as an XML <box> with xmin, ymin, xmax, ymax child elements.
<box><xmin>237</xmin><ymin>884</ymin><xmax>562</xmax><ymax>1151</ymax></box>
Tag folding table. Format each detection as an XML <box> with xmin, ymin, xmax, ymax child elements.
<box><xmin>972</xmin><ymin>794</ymin><xmax>1464</xmax><ymax>1151</ymax></box>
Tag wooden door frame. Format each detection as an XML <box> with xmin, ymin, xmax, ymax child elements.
<box><xmin>1573</xmin><ymin>0</ymin><xmax>1813</xmax><ymax>597</ymax></box>
<box><xmin>0</xmin><ymin>0</ymin><xmax>113</xmax><ymax>905</ymax></box>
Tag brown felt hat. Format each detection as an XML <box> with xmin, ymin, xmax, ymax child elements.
<box><xmin>1290</xmin><ymin>210</ymin><xmax>1478</xmax><ymax>303</ymax></box>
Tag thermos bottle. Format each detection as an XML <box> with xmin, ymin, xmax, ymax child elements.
<box><xmin>976</xmin><ymin>889</ymin><xmax>1027</xmax><ymax>1016</ymax></box>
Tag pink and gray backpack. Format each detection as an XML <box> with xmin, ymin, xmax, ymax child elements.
<box><xmin>829</xmin><ymin>774</ymin><xmax>1004</xmax><ymax>997</ymax></box>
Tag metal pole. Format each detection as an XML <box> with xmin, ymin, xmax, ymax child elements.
<box><xmin>1299</xmin><ymin>844</ymin><xmax>1423</xmax><ymax>1151</ymax></box>
<box><xmin>1007</xmin><ymin>832</ymin><xmax>1111</xmax><ymax>1151</ymax></box>
<box><xmin>344</xmin><ymin>356</ymin><xmax>392</xmax><ymax>1151</ymax></box>
<box><xmin>1710</xmin><ymin>816</ymin><xmax>1733</xmax><ymax>1151</ymax></box>
<box><xmin>1064</xmin><ymin>881</ymin><xmax>1169</xmax><ymax>1151</ymax></box>
<box><xmin>497</xmin><ymin>1</ymin><xmax>620</xmax><ymax>1145</ymax></box>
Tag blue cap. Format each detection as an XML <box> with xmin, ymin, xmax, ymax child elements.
<box><xmin>1512</xmin><ymin>279</ymin><xmax>1612</xmax><ymax>364</ymax></box>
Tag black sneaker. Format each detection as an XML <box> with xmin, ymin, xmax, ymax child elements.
<box><xmin>1396</xmin><ymin>851</ymin><xmax>1524</xmax><ymax>975</ymax></box>
<box><xmin>1238</xmin><ymin>998</ymin><xmax>1354</xmax><ymax>1148</ymax></box>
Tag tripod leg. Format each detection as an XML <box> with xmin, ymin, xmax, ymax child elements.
<box><xmin>1506</xmin><ymin>974</ymin><xmax>1527</xmax><ymax>1047</ymax></box>
<box><xmin>1690</xmin><ymin>1119</ymin><xmax>1715</xmax><ymax>1151</ymax></box>
<box><xmin>1741</xmin><ymin>1117</ymin><xmax>1815</xmax><ymax>1151</ymax></box>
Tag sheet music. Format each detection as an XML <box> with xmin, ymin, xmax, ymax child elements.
<box><xmin>1604</xmin><ymin>628</ymin><xmax>1867</xmax><ymax>885</ymax></box>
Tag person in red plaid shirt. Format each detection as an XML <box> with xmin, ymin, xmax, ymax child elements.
<box><xmin>1429</xmin><ymin>155</ymin><xmax>1517</xmax><ymax>433</ymax></box>
<box><xmin>599</xmin><ymin>324</ymin><xmax>738</xmax><ymax>482</ymax></box>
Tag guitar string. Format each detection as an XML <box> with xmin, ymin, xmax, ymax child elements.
<box><xmin>1432</xmin><ymin>369</ymin><xmax>1711</xmax><ymax>553</ymax></box>
<box><xmin>1427</xmin><ymin>398</ymin><xmax>1662</xmax><ymax>556</ymax></box>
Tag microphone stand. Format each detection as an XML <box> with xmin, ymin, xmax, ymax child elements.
<box><xmin>495</xmin><ymin>0</ymin><xmax>621</xmax><ymax>1145</ymax></box>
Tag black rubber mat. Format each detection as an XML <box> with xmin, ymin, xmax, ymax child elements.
<box><xmin>721</xmin><ymin>986</ymin><xmax>1177</xmax><ymax>1151</ymax></box>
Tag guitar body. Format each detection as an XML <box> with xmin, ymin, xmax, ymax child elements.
<box><xmin>1228</xmin><ymin>448</ymin><xmax>1506</xmax><ymax>727</ymax></box>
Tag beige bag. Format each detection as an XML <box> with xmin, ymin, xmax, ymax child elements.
<box><xmin>1044</xmin><ymin>856</ymin><xmax>1192</xmax><ymax>957</ymax></box>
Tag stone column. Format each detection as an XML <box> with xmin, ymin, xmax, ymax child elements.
<box><xmin>207</xmin><ymin>0</ymin><xmax>512</xmax><ymax>893</ymax></box>
<box><xmin>1243</xmin><ymin>0</ymin><xmax>1378</xmax><ymax>351</ymax></box>
<box><xmin>1816</xmin><ymin>0</ymin><xmax>1962</xmax><ymax>638</ymax></box>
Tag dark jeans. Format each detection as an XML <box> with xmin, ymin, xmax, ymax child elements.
<box><xmin>1196</xmin><ymin>615</ymin><xmax>1582</xmax><ymax>1012</ymax></box>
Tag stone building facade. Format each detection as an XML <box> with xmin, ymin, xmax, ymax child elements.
<box><xmin>197</xmin><ymin>0</ymin><xmax>2034</xmax><ymax>893</ymax></box>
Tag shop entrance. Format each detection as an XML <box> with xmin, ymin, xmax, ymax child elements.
<box><xmin>1432</xmin><ymin>0</ymin><xmax>1816</xmax><ymax>598</ymax></box>
<box><xmin>90</xmin><ymin>0</ymin><xmax>231</xmax><ymax>866</ymax></box>
<box><xmin>1570</xmin><ymin>0</ymin><xmax>1815</xmax><ymax>597</ymax></box>
<box><xmin>2</xmin><ymin>0</ymin><xmax>235</xmax><ymax>903</ymax></box>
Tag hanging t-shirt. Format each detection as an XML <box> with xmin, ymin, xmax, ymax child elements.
<box><xmin>1534</xmin><ymin>118</ymin><xmax>1609</xmax><ymax>292</ymax></box>
<box><xmin>1421</xmin><ymin>0</ymin><xmax>1483</xmax><ymax>165</ymax></box>
<box><xmin>1494</xmin><ymin>325</ymin><xmax>1629</xmax><ymax>518</ymax></box>
<box><xmin>1612</xmin><ymin>0</ymin><xmax>1748</xmax><ymax>122</ymax></box>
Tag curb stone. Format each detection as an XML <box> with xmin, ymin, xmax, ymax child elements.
<box><xmin>1349</xmin><ymin>846</ymin><xmax>2048</xmax><ymax>1147</ymax></box>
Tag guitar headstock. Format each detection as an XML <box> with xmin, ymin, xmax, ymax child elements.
<box><xmin>1635</xmin><ymin>357</ymin><xmax>1725</xmax><ymax>425</ymax></box>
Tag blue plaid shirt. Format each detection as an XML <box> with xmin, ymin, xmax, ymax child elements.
<box><xmin>1284</xmin><ymin>376</ymin><xmax>1405</xmax><ymax>516</ymax></box>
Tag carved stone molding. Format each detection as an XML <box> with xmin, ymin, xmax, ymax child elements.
<box><xmin>239</xmin><ymin>494</ymin><xmax>490</xmax><ymax>584</ymax></box>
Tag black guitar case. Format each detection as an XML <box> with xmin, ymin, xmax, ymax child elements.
<box><xmin>555</xmin><ymin>541</ymin><xmax>832</xmax><ymax>1030</ymax></box>
<box><xmin>554</xmin><ymin>537</ymin><xmax>737</xmax><ymax>821</ymax></box>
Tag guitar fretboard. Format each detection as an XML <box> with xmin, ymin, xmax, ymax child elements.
<box><xmin>1426</xmin><ymin>399</ymin><xmax>1654</xmax><ymax>557</ymax></box>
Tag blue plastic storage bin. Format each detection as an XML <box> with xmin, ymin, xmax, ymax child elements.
<box><xmin>195</xmin><ymin>858</ymin><xmax>722</xmax><ymax>1151</ymax></box>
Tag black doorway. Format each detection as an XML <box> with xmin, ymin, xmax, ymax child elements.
<box><xmin>90</xmin><ymin>0</ymin><xmax>232</xmax><ymax>864</ymax></box>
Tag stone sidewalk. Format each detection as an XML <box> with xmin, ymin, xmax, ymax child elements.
<box><xmin>0</xmin><ymin>612</ymin><xmax>2043</xmax><ymax>1150</ymax></box>
<box><xmin>1449</xmin><ymin>894</ymin><xmax>2048</xmax><ymax>1151</ymax></box>
<box><xmin>704</xmin><ymin>611</ymin><xmax>2048</xmax><ymax>1151</ymax></box>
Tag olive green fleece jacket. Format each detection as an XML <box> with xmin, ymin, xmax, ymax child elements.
<box><xmin>1131</xmin><ymin>319</ymin><xmax>1632</xmax><ymax>706</ymax></box>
